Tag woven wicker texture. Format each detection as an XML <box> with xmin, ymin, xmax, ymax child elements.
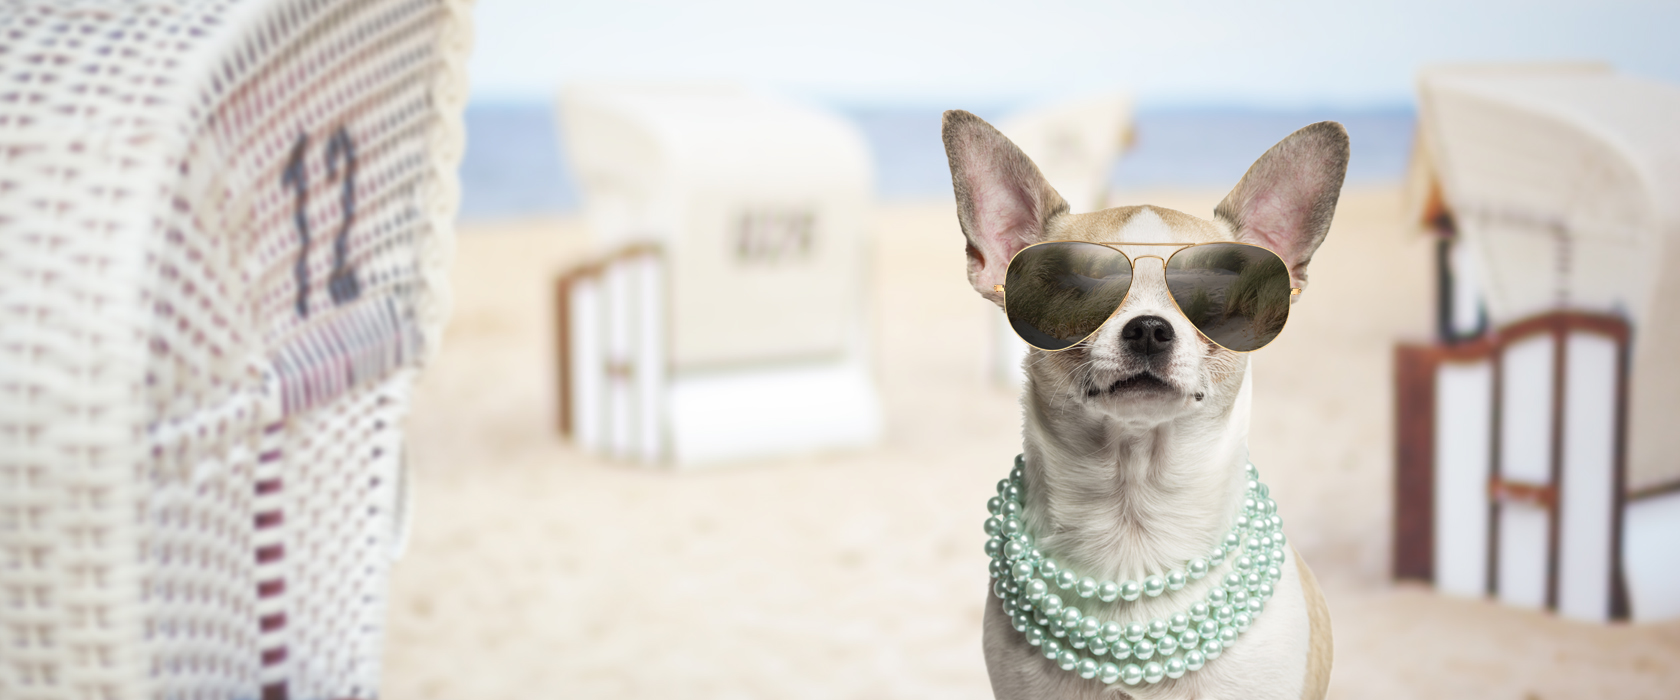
<box><xmin>0</xmin><ymin>0</ymin><xmax>470</xmax><ymax>698</ymax></box>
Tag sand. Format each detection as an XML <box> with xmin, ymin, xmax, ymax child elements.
<box><xmin>379</xmin><ymin>187</ymin><xmax>1680</xmax><ymax>699</ymax></box>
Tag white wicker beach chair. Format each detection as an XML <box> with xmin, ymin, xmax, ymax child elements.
<box><xmin>0</xmin><ymin>1</ymin><xmax>471</xmax><ymax>698</ymax></box>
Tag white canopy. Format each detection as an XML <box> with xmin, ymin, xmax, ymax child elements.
<box><xmin>1410</xmin><ymin>65</ymin><xmax>1680</xmax><ymax>491</ymax></box>
<box><xmin>999</xmin><ymin>93</ymin><xmax>1133</xmax><ymax>214</ymax></box>
<box><xmin>560</xmin><ymin>85</ymin><xmax>873</xmax><ymax>371</ymax></box>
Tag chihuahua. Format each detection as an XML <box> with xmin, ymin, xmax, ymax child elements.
<box><xmin>945</xmin><ymin>110</ymin><xmax>1345</xmax><ymax>699</ymax></box>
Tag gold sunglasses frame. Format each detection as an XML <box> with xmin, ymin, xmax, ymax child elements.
<box><xmin>993</xmin><ymin>240</ymin><xmax>1302</xmax><ymax>354</ymax></box>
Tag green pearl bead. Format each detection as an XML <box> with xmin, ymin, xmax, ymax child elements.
<box><xmin>1266</xmin><ymin>565</ymin><xmax>1282</xmax><ymax>581</ymax></box>
<box><xmin>1248</xmin><ymin>598</ymin><xmax>1264</xmax><ymax>614</ymax></box>
<box><xmin>1179</xmin><ymin>630</ymin><xmax>1200</xmax><ymax>649</ymax></box>
<box><xmin>1121</xmin><ymin>663</ymin><xmax>1144</xmax><ymax>685</ymax></box>
<box><xmin>1166</xmin><ymin>570</ymin><xmax>1187</xmax><ymax>591</ymax></box>
<box><xmin>1049</xmin><ymin>620</ymin><xmax>1066</xmax><ymax>638</ymax></box>
<box><xmin>1099</xmin><ymin>661</ymin><xmax>1122</xmax><ymax>684</ymax></box>
<box><xmin>1056</xmin><ymin>570</ymin><xmax>1078</xmax><ymax>589</ymax></box>
<box><xmin>1003</xmin><ymin>540</ymin><xmax>1027</xmax><ymax>561</ymax></box>
<box><xmin>1013</xmin><ymin>612</ymin><xmax>1030</xmax><ymax>632</ymax></box>
<box><xmin>1165</xmin><ymin>656</ymin><xmax>1188</xmax><ymax>679</ymax></box>
<box><xmin>1077</xmin><ymin>657</ymin><xmax>1099</xmax><ymax>679</ymax></box>
<box><xmin>1001</xmin><ymin>500</ymin><xmax>1022</xmax><ymax>518</ymax></box>
<box><xmin>1042</xmin><ymin>594</ymin><xmax>1063</xmax><ymax>616</ymax></box>
<box><xmin>1062</xmin><ymin>607</ymin><xmax>1082</xmax><ymax>626</ymax></box>
<box><xmin>1076</xmin><ymin>577</ymin><xmax>1098</xmax><ymax>598</ymax></box>
<box><xmin>1246</xmin><ymin>478</ymin><xmax>1259</xmax><ymax>492</ymax></box>
<box><xmin>1235</xmin><ymin>555</ymin><xmax>1254</xmax><ymax>571</ymax></box>
<box><xmin>1189</xmin><ymin>602</ymin><xmax>1210</xmax><ymax>621</ymax></box>
<box><xmin>1097</xmin><ymin>580</ymin><xmax>1120</xmax><ymax>602</ymax></box>
<box><xmin>1254</xmin><ymin>553</ymin><xmax>1270</xmax><ymax>569</ymax></box>
<box><xmin>993</xmin><ymin>579</ymin><xmax>1009</xmax><ymax>599</ymax></box>
<box><xmin>1202</xmin><ymin>638</ymin><xmax>1223</xmax><ymax>659</ymax></box>
<box><xmin>1111</xmin><ymin>639</ymin><xmax>1132</xmax><ymax>660</ymax></box>
<box><xmin>1058</xmin><ymin>650</ymin><xmax>1078</xmax><ymax>671</ymax></box>
<box><xmin>1089</xmin><ymin>637</ymin><xmax>1109</xmax><ymax>656</ymax></box>
<box><xmin>1069</xmin><ymin>635</ymin><xmax>1086</xmax><ymax>649</ymax></box>
<box><xmin>1170</xmin><ymin>613</ymin><xmax>1190</xmax><ymax>632</ymax></box>
<box><xmin>1257</xmin><ymin>482</ymin><xmax>1269</xmax><ymax>497</ymax></box>
<box><xmin>1236</xmin><ymin>514</ymin><xmax>1251</xmax><ymax>529</ymax></box>
<box><xmin>1232</xmin><ymin>590</ymin><xmax>1250</xmax><ymax>607</ymax></box>
<box><xmin>1271</xmin><ymin>547</ymin><xmax>1285</xmax><ymax>563</ymax></box>
<box><xmin>1078</xmin><ymin>617</ymin><xmax>1100</xmax><ymax>638</ymax></box>
<box><xmin>1274</xmin><ymin>531</ymin><xmax>1286</xmax><ymax>546</ymax></box>
<box><xmin>1039</xmin><ymin>559</ymin><xmax>1060</xmax><ymax>578</ymax></box>
<box><xmin>997</xmin><ymin>479</ymin><xmax>1011</xmax><ymax>496</ymax></box>
<box><xmin>1218</xmin><ymin>626</ymin><xmax>1237</xmax><ymax>645</ymax></box>
<box><xmin>1243</xmin><ymin>497</ymin><xmax>1258</xmax><ymax>515</ymax></box>
<box><xmin>1209</xmin><ymin>549</ymin><xmax>1226</xmax><ymax>565</ymax></box>
<box><xmin>1143</xmin><ymin>575</ymin><xmax>1166</xmax><ymax>597</ymax></box>
<box><xmin>1223</xmin><ymin>532</ymin><xmax>1241</xmax><ymax>550</ymax></box>
<box><xmin>1025</xmin><ymin>579</ymin><xmax>1048</xmax><ymax>601</ymax></box>
<box><xmin>1132</xmin><ymin>639</ymin><xmax>1155</xmax><ymax>660</ymax></box>
<box><xmin>1125</xmin><ymin>622</ymin><xmax>1146</xmax><ymax>642</ymax></box>
<box><xmin>1147</xmin><ymin>618</ymin><xmax>1168</xmax><ymax>639</ymax></box>
<box><xmin>1245</xmin><ymin>572</ymin><xmax>1262</xmax><ymax>589</ymax></box>
<box><xmin>1245</xmin><ymin>463</ymin><xmax>1258</xmax><ymax>479</ymax></box>
<box><xmin>1188</xmin><ymin>558</ymin><xmax>1209</xmax><ymax>579</ymax></box>
<box><xmin>1026</xmin><ymin>627</ymin><xmax>1045</xmax><ymax>646</ymax></box>
<box><xmin>987</xmin><ymin>497</ymin><xmax>1003</xmax><ymax>515</ymax></box>
<box><xmin>1157</xmin><ymin>635</ymin><xmax>1179</xmax><ymax>655</ymax></box>
<box><xmin>1216</xmin><ymin>604</ymin><xmax>1234</xmax><ymax>622</ymax></box>
<box><xmin>989</xmin><ymin>559</ymin><xmax>1004</xmax><ymax>578</ymax></box>
<box><xmin>1208</xmin><ymin>586</ymin><xmax>1228</xmax><ymax>604</ymax></box>
<box><xmin>1197</xmin><ymin>619</ymin><xmax>1218</xmax><ymax>637</ymax></box>
<box><xmin>1234</xmin><ymin>612</ymin><xmax>1252</xmax><ymax>632</ymax></box>
<box><xmin>1185</xmin><ymin>648</ymin><xmax>1207</xmax><ymax>671</ymax></box>
<box><xmin>985</xmin><ymin>537</ymin><xmax>1004</xmax><ymax>557</ymax></box>
<box><xmin>1034</xmin><ymin>612</ymin><xmax>1049</xmax><ymax>626</ymax></box>
<box><xmin>1001</xmin><ymin>517</ymin><xmax>1023</xmax><ymax>537</ymax></box>
<box><xmin>1015</xmin><ymin>453</ymin><xmax>1026</xmax><ymax>469</ymax></box>
<box><xmin>1012</xmin><ymin>561</ymin><xmax>1034</xmax><ymax>581</ymax></box>
<box><xmin>1005</xmin><ymin>484</ymin><xmax>1021</xmax><ymax>500</ymax></box>
<box><xmin>1101</xmin><ymin>621</ymin><xmax>1123</xmax><ymax>642</ymax></box>
<box><xmin>1143</xmin><ymin>660</ymin><xmax>1164</xmax><ymax>684</ymax></box>
<box><xmin>1120</xmin><ymin>580</ymin><xmax>1143</xmax><ymax>601</ymax></box>
<box><xmin>1224</xmin><ymin>572</ymin><xmax>1243</xmax><ymax>588</ymax></box>
<box><xmin>1257</xmin><ymin>583</ymin><xmax>1274</xmax><ymax>599</ymax></box>
<box><xmin>1244</xmin><ymin>536</ymin><xmax>1261</xmax><ymax>553</ymax></box>
<box><xmin>1043</xmin><ymin>639</ymin><xmax>1062</xmax><ymax>658</ymax></box>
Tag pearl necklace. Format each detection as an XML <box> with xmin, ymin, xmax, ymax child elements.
<box><xmin>984</xmin><ymin>454</ymin><xmax>1288</xmax><ymax>686</ymax></box>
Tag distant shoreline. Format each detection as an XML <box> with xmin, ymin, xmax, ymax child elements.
<box><xmin>457</xmin><ymin>102</ymin><xmax>1413</xmax><ymax>223</ymax></box>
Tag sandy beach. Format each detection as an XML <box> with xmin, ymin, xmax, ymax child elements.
<box><xmin>378</xmin><ymin>186</ymin><xmax>1680</xmax><ymax>699</ymax></box>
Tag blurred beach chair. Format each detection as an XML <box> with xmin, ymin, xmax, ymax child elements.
<box><xmin>0</xmin><ymin>0</ymin><xmax>471</xmax><ymax>697</ymax></box>
<box><xmin>1393</xmin><ymin>65</ymin><xmax>1680</xmax><ymax>622</ymax></box>
<box><xmin>990</xmin><ymin>94</ymin><xmax>1134</xmax><ymax>387</ymax></box>
<box><xmin>555</xmin><ymin>85</ymin><xmax>881</xmax><ymax>467</ymax></box>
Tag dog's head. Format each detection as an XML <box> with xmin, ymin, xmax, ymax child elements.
<box><xmin>943</xmin><ymin>110</ymin><xmax>1348</xmax><ymax>426</ymax></box>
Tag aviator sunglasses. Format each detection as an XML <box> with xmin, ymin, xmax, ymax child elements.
<box><xmin>995</xmin><ymin>241</ymin><xmax>1300</xmax><ymax>353</ymax></box>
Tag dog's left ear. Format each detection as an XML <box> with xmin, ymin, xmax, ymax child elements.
<box><xmin>1214</xmin><ymin>121</ymin><xmax>1349</xmax><ymax>291</ymax></box>
<box><xmin>943</xmin><ymin>110</ymin><xmax>1068</xmax><ymax>307</ymax></box>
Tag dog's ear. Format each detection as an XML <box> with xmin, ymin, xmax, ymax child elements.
<box><xmin>1214</xmin><ymin>121</ymin><xmax>1349</xmax><ymax>291</ymax></box>
<box><xmin>943</xmin><ymin>110</ymin><xmax>1068</xmax><ymax>307</ymax></box>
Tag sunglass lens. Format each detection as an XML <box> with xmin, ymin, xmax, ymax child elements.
<box><xmin>1005</xmin><ymin>242</ymin><xmax>1132</xmax><ymax>350</ymax></box>
<box><xmin>1164</xmin><ymin>243</ymin><xmax>1291</xmax><ymax>352</ymax></box>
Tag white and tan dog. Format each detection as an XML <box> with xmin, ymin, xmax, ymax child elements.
<box><xmin>943</xmin><ymin>110</ymin><xmax>1345</xmax><ymax>700</ymax></box>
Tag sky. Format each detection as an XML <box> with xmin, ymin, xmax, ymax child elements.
<box><xmin>466</xmin><ymin>0</ymin><xmax>1680</xmax><ymax>109</ymax></box>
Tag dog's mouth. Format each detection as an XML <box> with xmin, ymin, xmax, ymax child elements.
<box><xmin>1086</xmin><ymin>371</ymin><xmax>1179</xmax><ymax>398</ymax></box>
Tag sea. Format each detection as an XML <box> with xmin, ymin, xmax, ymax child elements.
<box><xmin>456</xmin><ymin>101</ymin><xmax>1415</xmax><ymax>222</ymax></box>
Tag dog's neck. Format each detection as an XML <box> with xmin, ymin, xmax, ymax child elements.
<box><xmin>1017</xmin><ymin>362</ymin><xmax>1254</xmax><ymax>587</ymax></box>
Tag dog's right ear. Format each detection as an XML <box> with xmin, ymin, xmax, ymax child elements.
<box><xmin>943</xmin><ymin>110</ymin><xmax>1068</xmax><ymax>307</ymax></box>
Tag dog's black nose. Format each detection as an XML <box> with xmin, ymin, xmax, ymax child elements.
<box><xmin>1121</xmin><ymin>315</ymin><xmax>1175</xmax><ymax>356</ymax></box>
